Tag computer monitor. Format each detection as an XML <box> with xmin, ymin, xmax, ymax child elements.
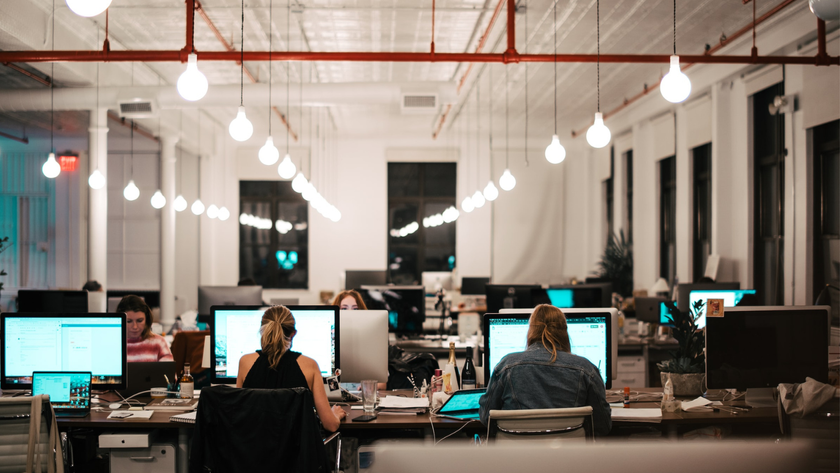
<box><xmin>211</xmin><ymin>305</ymin><xmax>339</xmax><ymax>384</ymax></box>
<box><xmin>485</xmin><ymin>284</ymin><xmax>543</xmax><ymax>314</ymax></box>
<box><xmin>706</xmin><ymin>306</ymin><xmax>829</xmax><ymax>406</ymax></box>
<box><xmin>460</xmin><ymin>277</ymin><xmax>490</xmax><ymax>296</ymax></box>
<box><xmin>634</xmin><ymin>297</ymin><xmax>668</xmax><ymax>323</ymax></box>
<box><xmin>546</xmin><ymin>283</ymin><xmax>612</xmax><ymax>308</ymax></box>
<box><xmin>421</xmin><ymin>272</ymin><xmax>453</xmax><ymax>295</ymax></box>
<box><xmin>686</xmin><ymin>289</ymin><xmax>757</xmax><ymax>328</ymax></box>
<box><xmin>107</xmin><ymin>290</ymin><xmax>160</xmax><ymax>309</ymax></box>
<box><xmin>339</xmin><ymin>310</ymin><xmax>389</xmax><ymax>383</ymax></box>
<box><xmin>676</xmin><ymin>282</ymin><xmax>739</xmax><ymax>313</ymax></box>
<box><xmin>198</xmin><ymin>286</ymin><xmax>264</xmax><ymax>315</ymax></box>
<box><xmin>358</xmin><ymin>286</ymin><xmax>425</xmax><ymax>334</ymax></box>
<box><xmin>344</xmin><ymin>270</ymin><xmax>387</xmax><ymax>290</ymax></box>
<box><xmin>17</xmin><ymin>290</ymin><xmax>88</xmax><ymax>313</ymax></box>
<box><xmin>1</xmin><ymin>313</ymin><xmax>127</xmax><ymax>390</ymax></box>
<box><xmin>484</xmin><ymin>311</ymin><xmax>612</xmax><ymax>389</ymax></box>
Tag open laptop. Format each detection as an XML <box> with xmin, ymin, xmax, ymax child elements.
<box><xmin>121</xmin><ymin>361</ymin><xmax>176</xmax><ymax>398</ymax></box>
<box><xmin>32</xmin><ymin>371</ymin><xmax>92</xmax><ymax>418</ymax></box>
<box><xmin>436</xmin><ymin>388</ymin><xmax>486</xmax><ymax>421</ymax></box>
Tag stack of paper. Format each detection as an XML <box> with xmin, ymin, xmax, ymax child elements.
<box><xmin>377</xmin><ymin>396</ymin><xmax>429</xmax><ymax>410</ymax></box>
<box><xmin>610</xmin><ymin>408</ymin><xmax>663</xmax><ymax>423</ymax></box>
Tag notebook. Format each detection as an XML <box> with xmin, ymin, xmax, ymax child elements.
<box><xmin>436</xmin><ymin>388</ymin><xmax>486</xmax><ymax>421</ymax></box>
<box><xmin>32</xmin><ymin>371</ymin><xmax>92</xmax><ymax>418</ymax></box>
<box><xmin>170</xmin><ymin>411</ymin><xmax>197</xmax><ymax>424</ymax></box>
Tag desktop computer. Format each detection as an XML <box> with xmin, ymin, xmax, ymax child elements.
<box><xmin>17</xmin><ymin>290</ymin><xmax>89</xmax><ymax>313</ymax></box>
<box><xmin>485</xmin><ymin>284</ymin><xmax>543</xmax><ymax>314</ymax></box>
<box><xmin>198</xmin><ymin>286</ymin><xmax>264</xmax><ymax>316</ymax></box>
<box><xmin>339</xmin><ymin>310</ymin><xmax>389</xmax><ymax>383</ymax></box>
<box><xmin>358</xmin><ymin>286</ymin><xmax>425</xmax><ymax>335</ymax></box>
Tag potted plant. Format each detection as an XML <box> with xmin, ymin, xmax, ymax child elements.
<box><xmin>657</xmin><ymin>299</ymin><xmax>705</xmax><ymax>396</ymax></box>
<box><xmin>595</xmin><ymin>230</ymin><xmax>633</xmax><ymax>299</ymax></box>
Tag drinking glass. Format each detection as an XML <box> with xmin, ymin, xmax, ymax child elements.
<box><xmin>361</xmin><ymin>379</ymin><xmax>377</xmax><ymax>413</ymax></box>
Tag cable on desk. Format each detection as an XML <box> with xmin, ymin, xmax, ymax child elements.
<box><xmin>434</xmin><ymin>420</ymin><xmax>479</xmax><ymax>445</ymax></box>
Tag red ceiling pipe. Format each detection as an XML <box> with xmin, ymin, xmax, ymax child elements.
<box><xmin>431</xmin><ymin>0</ymin><xmax>436</xmax><ymax>55</ymax></box>
<box><xmin>1</xmin><ymin>62</ymin><xmax>51</xmax><ymax>86</ymax></box>
<box><xmin>182</xmin><ymin>0</ymin><xmax>195</xmax><ymax>60</ymax></box>
<box><xmin>505</xmin><ymin>0</ymin><xmax>519</xmax><ymax>62</ymax></box>
<box><xmin>102</xmin><ymin>8</ymin><xmax>110</xmax><ymax>52</ymax></box>
<box><xmin>0</xmin><ymin>129</ymin><xmax>29</xmax><ymax>144</ymax></box>
<box><xmin>108</xmin><ymin>111</ymin><xmax>159</xmax><ymax>142</ymax></box>
<box><xmin>816</xmin><ymin>19</ymin><xmax>830</xmax><ymax>66</ymax></box>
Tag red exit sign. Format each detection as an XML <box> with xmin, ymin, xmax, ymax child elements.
<box><xmin>59</xmin><ymin>155</ymin><xmax>78</xmax><ymax>172</ymax></box>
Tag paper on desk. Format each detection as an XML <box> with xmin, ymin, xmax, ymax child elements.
<box><xmin>377</xmin><ymin>396</ymin><xmax>430</xmax><ymax>409</ymax></box>
<box><xmin>610</xmin><ymin>408</ymin><xmax>662</xmax><ymax>423</ymax></box>
<box><xmin>681</xmin><ymin>397</ymin><xmax>712</xmax><ymax>411</ymax></box>
<box><xmin>107</xmin><ymin>410</ymin><xmax>155</xmax><ymax>420</ymax></box>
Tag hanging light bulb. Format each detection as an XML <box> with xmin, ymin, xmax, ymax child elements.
<box><xmin>472</xmin><ymin>190</ymin><xmax>486</xmax><ymax>208</ymax></box>
<box><xmin>461</xmin><ymin>196</ymin><xmax>475</xmax><ymax>213</ymax></box>
<box><xmin>660</xmin><ymin>56</ymin><xmax>692</xmax><ymax>103</ymax></box>
<box><xmin>66</xmin><ymin>0</ymin><xmax>111</xmax><ymax>17</ymax></box>
<box><xmin>123</xmin><ymin>180</ymin><xmax>140</xmax><ymax>201</ymax></box>
<box><xmin>292</xmin><ymin>173</ymin><xmax>308</xmax><ymax>193</ymax></box>
<box><xmin>191</xmin><ymin>199</ymin><xmax>205</xmax><ymax>215</ymax></box>
<box><xmin>150</xmin><ymin>190</ymin><xmax>166</xmax><ymax>209</ymax></box>
<box><xmin>218</xmin><ymin>206</ymin><xmax>230</xmax><ymax>221</ymax></box>
<box><xmin>42</xmin><ymin>152</ymin><xmax>61</xmax><ymax>178</ymax></box>
<box><xmin>586</xmin><ymin>112</ymin><xmax>611</xmax><ymax>149</ymax></box>
<box><xmin>88</xmin><ymin>169</ymin><xmax>105</xmax><ymax>189</ymax></box>
<box><xmin>277</xmin><ymin>154</ymin><xmax>296</xmax><ymax>179</ymax></box>
<box><xmin>544</xmin><ymin>135</ymin><xmax>566</xmax><ymax>164</ymax></box>
<box><xmin>206</xmin><ymin>204</ymin><xmax>219</xmax><ymax>219</ymax></box>
<box><xmin>483</xmin><ymin>181</ymin><xmax>499</xmax><ymax>201</ymax></box>
<box><xmin>174</xmin><ymin>195</ymin><xmax>188</xmax><ymax>212</ymax></box>
<box><xmin>228</xmin><ymin>106</ymin><xmax>253</xmax><ymax>142</ymax></box>
<box><xmin>499</xmin><ymin>169</ymin><xmax>516</xmax><ymax>191</ymax></box>
<box><xmin>257</xmin><ymin>136</ymin><xmax>280</xmax><ymax>165</ymax></box>
<box><xmin>177</xmin><ymin>53</ymin><xmax>209</xmax><ymax>102</ymax></box>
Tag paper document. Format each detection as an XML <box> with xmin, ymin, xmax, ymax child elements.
<box><xmin>377</xmin><ymin>396</ymin><xmax>430</xmax><ymax>409</ymax></box>
<box><xmin>681</xmin><ymin>397</ymin><xmax>713</xmax><ymax>411</ymax></box>
<box><xmin>107</xmin><ymin>410</ymin><xmax>155</xmax><ymax>420</ymax></box>
<box><xmin>610</xmin><ymin>408</ymin><xmax>662</xmax><ymax>423</ymax></box>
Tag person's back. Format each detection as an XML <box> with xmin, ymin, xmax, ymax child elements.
<box><xmin>242</xmin><ymin>349</ymin><xmax>308</xmax><ymax>390</ymax></box>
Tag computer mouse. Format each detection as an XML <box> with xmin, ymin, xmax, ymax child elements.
<box><xmin>109</xmin><ymin>403</ymin><xmax>123</xmax><ymax>410</ymax></box>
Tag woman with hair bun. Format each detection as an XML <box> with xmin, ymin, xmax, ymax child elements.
<box><xmin>236</xmin><ymin>305</ymin><xmax>346</xmax><ymax>432</ymax></box>
<box><xmin>478</xmin><ymin>304</ymin><xmax>611</xmax><ymax>436</ymax></box>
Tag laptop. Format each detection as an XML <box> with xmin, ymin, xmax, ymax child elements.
<box><xmin>120</xmin><ymin>361</ymin><xmax>176</xmax><ymax>398</ymax></box>
<box><xmin>436</xmin><ymin>388</ymin><xmax>486</xmax><ymax>421</ymax></box>
<box><xmin>32</xmin><ymin>371</ymin><xmax>92</xmax><ymax>418</ymax></box>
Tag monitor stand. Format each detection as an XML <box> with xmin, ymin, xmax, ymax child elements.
<box><xmin>745</xmin><ymin>388</ymin><xmax>776</xmax><ymax>408</ymax></box>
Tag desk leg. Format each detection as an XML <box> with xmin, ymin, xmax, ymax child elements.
<box><xmin>665</xmin><ymin>424</ymin><xmax>679</xmax><ymax>440</ymax></box>
<box><xmin>642</xmin><ymin>345</ymin><xmax>650</xmax><ymax>387</ymax></box>
<box><xmin>178</xmin><ymin>429</ymin><xmax>190</xmax><ymax>473</ymax></box>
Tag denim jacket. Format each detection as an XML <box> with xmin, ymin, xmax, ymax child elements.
<box><xmin>478</xmin><ymin>343</ymin><xmax>612</xmax><ymax>436</ymax></box>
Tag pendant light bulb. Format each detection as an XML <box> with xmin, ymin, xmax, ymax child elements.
<box><xmin>206</xmin><ymin>204</ymin><xmax>219</xmax><ymax>219</ymax></box>
<box><xmin>42</xmin><ymin>152</ymin><xmax>61</xmax><ymax>179</ymax></box>
<box><xmin>499</xmin><ymin>169</ymin><xmax>516</xmax><ymax>191</ymax></box>
<box><xmin>150</xmin><ymin>190</ymin><xmax>166</xmax><ymax>209</ymax></box>
<box><xmin>66</xmin><ymin>0</ymin><xmax>111</xmax><ymax>17</ymax></box>
<box><xmin>88</xmin><ymin>169</ymin><xmax>105</xmax><ymax>189</ymax></box>
<box><xmin>123</xmin><ymin>180</ymin><xmax>140</xmax><ymax>201</ymax></box>
<box><xmin>177</xmin><ymin>54</ymin><xmax>209</xmax><ymax>102</ymax></box>
<box><xmin>461</xmin><ymin>196</ymin><xmax>475</xmax><ymax>213</ymax></box>
<box><xmin>586</xmin><ymin>112</ymin><xmax>611</xmax><ymax>149</ymax></box>
<box><xmin>191</xmin><ymin>199</ymin><xmax>205</xmax><ymax>216</ymax></box>
<box><xmin>174</xmin><ymin>195</ymin><xmax>188</xmax><ymax>212</ymax></box>
<box><xmin>660</xmin><ymin>56</ymin><xmax>692</xmax><ymax>104</ymax></box>
<box><xmin>483</xmin><ymin>181</ymin><xmax>499</xmax><ymax>201</ymax></box>
<box><xmin>218</xmin><ymin>206</ymin><xmax>230</xmax><ymax>221</ymax></box>
<box><xmin>809</xmin><ymin>0</ymin><xmax>840</xmax><ymax>21</ymax></box>
<box><xmin>471</xmin><ymin>190</ymin><xmax>486</xmax><ymax>208</ymax></box>
<box><xmin>258</xmin><ymin>136</ymin><xmax>280</xmax><ymax>165</ymax></box>
<box><xmin>544</xmin><ymin>134</ymin><xmax>567</xmax><ymax>164</ymax></box>
<box><xmin>228</xmin><ymin>106</ymin><xmax>253</xmax><ymax>142</ymax></box>
<box><xmin>277</xmin><ymin>154</ymin><xmax>296</xmax><ymax>179</ymax></box>
<box><xmin>292</xmin><ymin>173</ymin><xmax>308</xmax><ymax>193</ymax></box>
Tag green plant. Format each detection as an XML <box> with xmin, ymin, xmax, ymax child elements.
<box><xmin>0</xmin><ymin>236</ymin><xmax>8</xmax><ymax>292</ymax></box>
<box><xmin>657</xmin><ymin>300</ymin><xmax>706</xmax><ymax>374</ymax></box>
<box><xmin>596</xmin><ymin>230</ymin><xmax>633</xmax><ymax>298</ymax></box>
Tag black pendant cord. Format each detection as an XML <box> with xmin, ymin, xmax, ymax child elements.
<box><xmin>197</xmin><ymin>111</ymin><xmax>201</xmax><ymax>199</ymax></box>
<box><xmin>673</xmin><ymin>0</ymin><xmax>677</xmax><ymax>55</ymax></box>
<box><xmin>597</xmin><ymin>0</ymin><xmax>600</xmax><ymax>113</ymax></box>
<box><xmin>505</xmin><ymin>65</ymin><xmax>509</xmax><ymax>169</ymax></box>
<box><xmin>130</xmin><ymin>121</ymin><xmax>134</xmax><ymax>180</ymax></box>
<box><xmin>476</xmin><ymin>80</ymin><xmax>480</xmax><ymax>190</ymax></box>
<box><xmin>488</xmin><ymin>66</ymin><xmax>493</xmax><ymax>161</ymax></box>
<box><xmin>268</xmin><ymin>0</ymin><xmax>272</xmax><ymax>136</ymax></box>
<box><xmin>524</xmin><ymin>2</ymin><xmax>529</xmax><ymax>167</ymax></box>
<box><xmin>179</xmin><ymin>111</ymin><xmax>183</xmax><ymax>193</ymax></box>
<box><xmin>286</xmin><ymin>0</ymin><xmax>290</xmax><ymax>154</ymax></box>
<box><xmin>50</xmin><ymin>0</ymin><xmax>55</xmax><ymax>153</ymax></box>
<box><xmin>553</xmin><ymin>0</ymin><xmax>557</xmax><ymax>135</ymax></box>
<box><xmin>240</xmin><ymin>0</ymin><xmax>244</xmax><ymax>107</ymax></box>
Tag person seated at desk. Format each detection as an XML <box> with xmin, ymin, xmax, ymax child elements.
<box><xmin>118</xmin><ymin>295</ymin><xmax>174</xmax><ymax>363</ymax></box>
<box><xmin>332</xmin><ymin>290</ymin><xmax>368</xmax><ymax>310</ymax></box>
<box><xmin>478</xmin><ymin>304</ymin><xmax>612</xmax><ymax>436</ymax></box>
<box><xmin>236</xmin><ymin>306</ymin><xmax>347</xmax><ymax>432</ymax></box>
<box><xmin>82</xmin><ymin>280</ymin><xmax>102</xmax><ymax>292</ymax></box>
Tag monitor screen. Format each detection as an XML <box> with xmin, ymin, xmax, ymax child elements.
<box><xmin>706</xmin><ymin>306</ymin><xmax>829</xmax><ymax>390</ymax></box>
<box><xmin>676</xmin><ymin>282</ymin><xmax>739</xmax><ymax>312</ymax></box>
<box><xmin>212</xmin><ymin>305</ymin><xmax>338</xmax><ymax>383</ymax></box>
<box><xmin>485</xmin><ymin>284</ymin><xmax>543</xmax><ymax>314</ymax></box>
<box><xmin>546</xmin><ymin>284</ymin><xmax>611</xmax><ymax>308</ymax></box>
<box><xmin>421</xmin><ymin>272</ymin><xmax>453</xmax><ymax>295</ymax></box>
<box><xmin>460</xmin><ymin>277</ymin><xmax>490</xmax><ymax>296</ymax></box>
<box><xmin>358</xmin><ymin>286</ymin><xmax>425</xmax><ymax>334</ymax></box>
<box><xmin>1</xmin><ymin>313</ymin><xmax>127</xmax><ymax>390</ymax></box>
<box><xmin>684</xmin><ymin>289</ymin><xmax>757</xmax><ymax>328</ymax></box>
<box><xmin>107</xmin><ymin>290</ymin><xmax>160</xmax><ymax>309</ymax></box>
<box><xmin>198</xmin><ymin>286</ymin><xmax>264</xmax><ymax>315</ymax></box>
<box><xmin>483</xmin><ymin>313</ymin><xmax>611</xmax><ymax>389</ymax></box>
<box><xmin>339</xmin><ymin>310</ymin><xmax>389</xmax><ymax>382</ymax></box>
<box><xmin>32</xmin><ymin>372</ymin><xmax>91</xmax><ymax>410</ymax></box>
<box><xmin>17</xmin><ymin>290</ymin><xmax>88</xmax><ymax>313</ymax></box>
<box><xmin>345</xmin><ymin>270</ymin><xmax>387</xmax><ymax>290</ymax></box>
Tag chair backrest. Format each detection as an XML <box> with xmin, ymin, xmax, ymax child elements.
<box><xmin>0</xmin><ymin>395</ymin><xmax>64</xmax><ymax>473</ymax></box>
<box><xmin>170</xmin><ymin>330</ymin><xmax>210</xmax><ymax>374</ymax></box>
<box><xmin>488</xmin><ymin>407</ymin><xmax>594</xmax><ymax>444</ymax></box>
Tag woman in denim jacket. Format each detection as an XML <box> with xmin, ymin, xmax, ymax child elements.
<box><xmin>478</xmin><ymin>304</ymin><xmax>612</xmax><ymax>436</ymax></box>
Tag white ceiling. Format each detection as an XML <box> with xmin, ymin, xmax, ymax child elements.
<box><xmin>0</xmin><ymin>0</ymin><xmax>818</xmax><ymax>146</ymax></box>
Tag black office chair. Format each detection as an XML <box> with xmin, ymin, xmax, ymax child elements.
<box><xmin>190</xmin><ymin>385</ymin><xmax>340</xmax><ymax>473</ymax></box>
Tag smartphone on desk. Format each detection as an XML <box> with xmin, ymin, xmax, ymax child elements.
<box><xmin>353</xmin><ymin>415</ymin><xmax>377</xmax><ymax>422</ymax></box>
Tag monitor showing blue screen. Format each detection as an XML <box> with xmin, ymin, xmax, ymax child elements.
<box><xmin>212</xmin><ymin>305</ymin><xmax>338</xmax><ymax>383</ymax></box>
<box><xmin>484</xmin><ymin>314</ymin><xmax>611</xmax><ymax>388</ymax></box>
<box><xmin>32</xmin><ymin>372</ymin><xmax>91</xmax><ymax>410</ymax></box>
<box><xmin>661</xmin><ymin>290</ymin><xmax>756</xmax><ymax>328</ymax></box>
<box><xmin>546</xmin><ymin>289</ymin><xmax>574</xmax><ymax>308</ymax></box>
<box><xmin>1</xmin><ymin>314</ymin><xmax>126</xmax><ymax>390</ymax></box>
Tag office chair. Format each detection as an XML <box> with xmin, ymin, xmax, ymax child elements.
<box><xmin>0</xmin><ymin>395</ymin><xmax>65</xmax><ymax>473</ymax></box>
<box><xmin>191</xmin><ymin>385</ymin><xmax>340</xmax><ymax>473</ymax></box>
<box><xmin>777</xmin><ymin>389</ymin><xmax>839</xmax><ymax>473</ymax></box>
<box><xmin>170</xmin><ymin>330</ymin><xmax>211</xmax><ymax>387</ymax></box>
<box><xmin>487</xmin><ymin>406</ymin><xmax>594</xmax><ymax>444</ymax></box>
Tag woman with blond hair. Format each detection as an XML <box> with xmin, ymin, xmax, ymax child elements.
<box><xmin>478</xmin><ymin>304</ymin><xmax>611</xmax><ymax>436</ymax></box>
<box><xmin>236</xmin><ymin>306</ymin><xmax>346</xmax><ymax>432</ymax></box>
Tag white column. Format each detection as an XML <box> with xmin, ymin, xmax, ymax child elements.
<box><xmin>88</xmin><ymin>108</ymin><xmax>108</xmax><ymax>305</ymax></box>
<box><xmin>160</xmin><ymin>134</ymin><xmax>179</xmax><ymax>329</ymax></box>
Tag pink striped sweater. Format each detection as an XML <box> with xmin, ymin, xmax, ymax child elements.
<box><xmin>127</xmin><ymin>333</ymin><xmax>174</xmax><ymax>363</ymax></box>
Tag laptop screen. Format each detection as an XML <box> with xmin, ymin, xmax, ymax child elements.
<box><xmin>32</xmin><ymin>372</ymin><xmax>91</xmax><ymax>410</ymax></box>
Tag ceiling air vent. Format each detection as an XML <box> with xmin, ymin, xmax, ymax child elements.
<box><xmin>118</xmin><ymin>99</ymin><xmax>157</xmax><ymax>119</ymax></box>
<box><xmin>400</xmin><ymin>94</ymin><xmax>438</xmax><ymax>115</ymax></box>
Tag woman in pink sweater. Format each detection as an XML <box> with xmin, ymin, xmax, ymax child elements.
<box><xmin>116</xmin><ymin>295</ymin><xmax>174</xmax><ymax>363</ymax></box>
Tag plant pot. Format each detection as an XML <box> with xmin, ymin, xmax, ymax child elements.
<box><xmin>660</xmin><ymin>372</ymin><xmax>704</xmax><ymax>397</ymax></box>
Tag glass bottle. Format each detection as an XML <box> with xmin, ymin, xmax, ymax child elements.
<box><xmin>179</xmin><ymin>363</ymin><xmax>194</xmax><ymax>399</ymax></box>
<box><xmin>443</xmin><ymin>342</ymin><xmax>460</xmax><ymax>392</ymax></box>
<box><xmin>461</xmin><ymin>347</ymin><xmax>477</xmax><ymax>389</ymax></box>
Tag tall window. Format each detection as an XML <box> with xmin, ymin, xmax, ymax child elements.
<box><xmin>388</xmin><ymin>163</ymin><xmax>457</xmax><ymax>285</ymax></box>
<box><xmin>692</xmin><ymin>143</ymin><xmax>712</xmax><ymax>281</ymax></box>
<box><xmin>624</xmin><ymin>150</ymin><xmax>633</xmax><ymax>242</ymax></box>
<box><xmin>239</xmin><ymin>181</ymin><xmax>309</xmax><ymax>289</ymax></box>
<box><xmin>753</xmin><ymin>83</ymin><xmax>785</xmax><ymax>305</ymax></box>
<box><xmin>660</xmin><ymin>156</ymin><xmax>677</xmax><ymax>285</ymax></box>
<box><xmin>604</xmin><ymin>148</ymin><xmax>614</xmax><ymax>246</ymax></box>
<box><xmin>813</xmin><ymin>120</ymin><xmax>839</xmax><ymax>325</ymax></box>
